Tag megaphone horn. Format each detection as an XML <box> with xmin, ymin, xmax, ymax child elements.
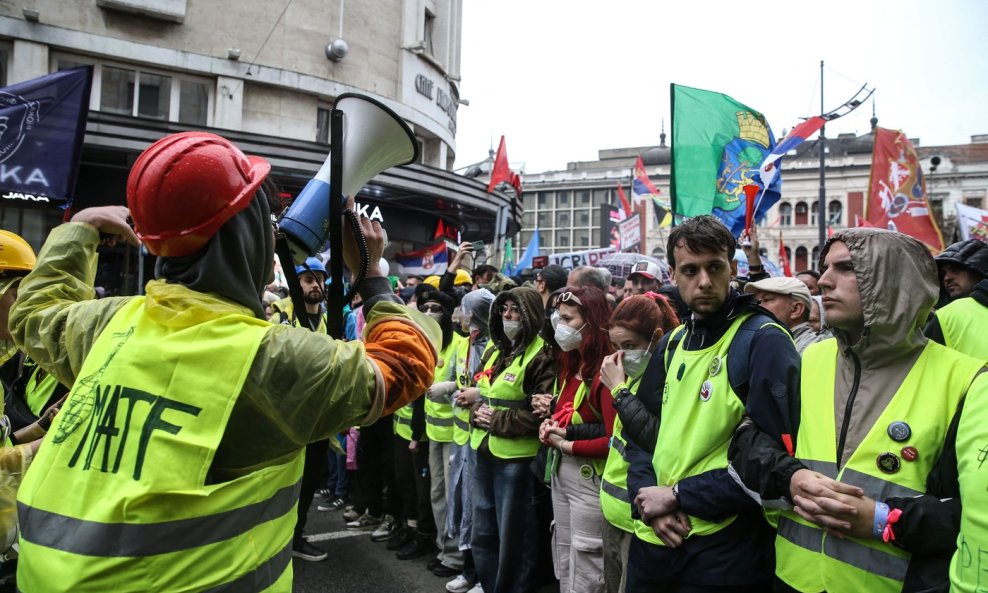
<box><xmin>278</xmin><ymin>93</ymin><xmax>418</xmax><ymax>264</ymax></box>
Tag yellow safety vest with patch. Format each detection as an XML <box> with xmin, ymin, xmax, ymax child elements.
<box><xmin>425</xmin><ymin>333</ymin><xmax>466</xmax><ymax>443</ymax></box>
<box><xmin>776</xmin><ymin>339</ymin><xmax>981</xmax><ymax>593</ymax></box>
<box><xmin>600</xmin><ymin>377</ymin><xmax>642</xmax><ymax>533</ymax></box>
<box><xmin>16</xmin><ymin>297</ymin><xmax>304</xmax><ymax>593</ymax></box>
<box><xmin>635</xmin><ymin>316</ymin><xmax>754</xmax><ymax>545</ymax></box>
<box><xmin>556</xmin><ymin>377</ymin><xmax>607</xmax><ymax>475</ymax></box>
<box><xmin>470</xmin><ymin>337</ymin><xmax>544</xmax><ymax>459</ymax></box>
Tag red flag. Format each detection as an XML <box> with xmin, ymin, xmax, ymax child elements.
<box><xmin>616</xmin><ymin>184</ymin><xmax>633</xmax><ymax>218</ymax></box>
<box><xmin>742</xmin><ymin>184</ymin><xmax>759</xmax><ymax>236</ymax></box>
<box><xmin>487</xmin><ymin>136</ymin><xmax>522</xmax><ymax>195</ymax></box>
<box><xmin>779</xmin><ymin>232</ymin><xmax>792</xmax><ymax>277</ymax></box>
<box><xmin>865</xmin><ymin>127</ymin><xmax>944</xmax><ymax>252</ymax></box>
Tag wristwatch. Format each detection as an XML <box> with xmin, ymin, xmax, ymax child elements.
<box><xmin>671</xmin><ymin>482</ymin><xmax>680</xmax><ymax>502</ymax></box>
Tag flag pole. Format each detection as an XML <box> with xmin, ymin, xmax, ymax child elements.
<box><xmin>669</xmin><ymin>83</ymin><xmax>677</xmax><ymax>227</ymax></box>
<box><xmin>817</xmin><ymin>60</ymin><xmax>827</xmax><ymax>253</ymax></box>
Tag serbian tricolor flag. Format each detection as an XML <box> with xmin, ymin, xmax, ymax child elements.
<box><xmin>395</xmin><ymin>243</ymin><xmax>448</xmax><ymax>277</ymax></box>
<box><xmin>758</xmin><ymin>116</ymin><xmax>826</xmax><ymax>189</ymax></box>
<box><xmin>865</xmin><ymin>127</ymin><xmax>944</xmax><ymax>253</ymax></box>
<box><xmin>632</xmin><ymin>155</ymin><xmax>660</xmax><ymax>207</ymax></box>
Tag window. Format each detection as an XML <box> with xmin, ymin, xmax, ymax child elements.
<box><xmin>555</xmin><ymin>211</ymin><xmax>569</xmax><ymax>226</ymax></box>
<box><xmin>537</xmin><ymin>192</ymin><xmax>548</xmax><ymax>207</ymax></box>
<box><xmin>794</xmin><ymin>202</ymin><xmax>808</xmax><ymax>226</ymax></box>
<box><xmin>537</xmin><ymin>212</ymin><xmax>550</xmax><ymax>228</ymax></box>
<box><xmin>795</xmin><ymin>246</ymin><xmax>808</xmax><ymax>272</ymax></box>
<box><xmin>779</xmin><ymin>203</ymin><xmax>792</xmax><ymax>226</ymax></box>
<box><xmin>423</xmin><ymin>9</ymin><xmax>436</xmax><ymax>56</ymax></box>
<box><xmin>965</xmin><ymin>196</ymin><xmax>985</xmax><ymax>209</ymax></box>
<box><xmin>593</xmin><ymin>189</ymin><xmax>610</xmax><ymax>207</ymax></box>
<box><xmin>575</xmin><ymin>229</ymin><xmax>589</xmax><ymax>246</ymax></box>
<box><xmin>811</xmin><ymin>247</ymin><xmax>820</xmax><ymax>271</ymax></box>
<box><xmin>579</xmin><ymin>191</ymin><xmax>591</xmax><ymax>205</ymax></box>
<box><xmin>591</xmin><ymin>229</ymin><xmax>600</xmax><ymax>246</ymax></box>
<box><xmin>577</xmin><ymin>209</ymin><xmax>590</xmax><ymax>225</ymax></box>
<box><xmin>558</xmin><ymin>233</ymin><xmax>570</xmax><ymax>247</ymax></box>
<box><xmin>810</xmin><ymin>201</ymin><xmax>819</xmax><ymax>227</ymax></box>
<box><xmin>523</xmin><ymin>193</ymin><xmax>535</xmax><ymax>210</ymax></box>
<box><xmin>523</xmin><ymin>211</ymin><xmax>535</xmax><ymax>227</ymax></box>
<box><xmin>316</xmin><ymin>107</ymin><xmax>331</xmax><ymax>144</ymax></box>
<box><xmin>827</xmin><ymin>200</ymin><xmax>842</xmax><ymax>226</ymax></box>
<box><xmin>57</xmin><ymin>56</ymin><xmax>211</xmax><ymax>125</ymax></box>
<box><xmin>0</xmin><ymin>46</ymin><xmax>9</xmax><ymax>87</ymax></box>
<box><xmin>558</xmin><ymin>191</ymin><xmax>569</xmax><ymax>206</ymax></box>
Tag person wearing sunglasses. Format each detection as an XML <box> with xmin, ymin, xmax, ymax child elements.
<box><xmin>470</xmin><ymin>287</ymin><xmax>556</xmax><ymax>593</ymax></box>
<box><xmin>597</xmin><ymin>294</ymin><xmax>680</xmax><ymax>593</ymax></box>
<box><xmin>538</xmin><ymin>286</ymin><xmax>616</xmax><ymax>593</ymax></box>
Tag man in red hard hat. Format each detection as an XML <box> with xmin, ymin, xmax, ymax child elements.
<box><xmin>9</xmin><ymin>131</ymin><xmax>439</xmax><ymax>592</ymax></box>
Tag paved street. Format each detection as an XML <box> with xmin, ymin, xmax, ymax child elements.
<box><xmin>294</xmin><ymin>501</ymin><xmax>560</xmax><ymax>593</ymax></box>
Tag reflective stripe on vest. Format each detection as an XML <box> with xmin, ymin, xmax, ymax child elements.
<box><xmin>425</xmin><ymin>335</ymin><xmax>464</xmax><ymax>443</ymax></box>
<box><xmin>599</xmin><ymin>374</ymin><xmax>644</xmax><ymax>534</ymax></box>
<box><xmin>394</xmin><ymin>402</ymin><xmax>416</xmax><ymax>441</ymax></box>
<box><xmin>776</xmin><ymin>339</ymin><xmax>981</xmax><ymax>593</ymax></box>
<box><xmin>646</xmin><ymin>314</ymin><xmax>758</xmax><ymax>542</ymax></box>
<box><xmin>15</xmin><ymin>297</ymin><xmax>302</xmax><ymax>593</ymax></box>
<box><xmin>470</xmin><ymin>337</ymin><xmax>544</xmax><ymax>459</ymax></box>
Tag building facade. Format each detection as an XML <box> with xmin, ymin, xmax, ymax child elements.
<box><xmin>0</xmin><ymin>0</ymin><xmax>518</xmax><ymax>292</ymax></box>
<box><xmin>518</xmin><ymin>127</ymin><xmax>988</xmax><ymax>275</ymax></box>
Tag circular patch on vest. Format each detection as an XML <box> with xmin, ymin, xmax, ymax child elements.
<box><xmin>579</xmin><ymin>464</ymin><xmax>594</xmax><ymax>479</ymax></box>
<box><xmin>877</xmin><ymin>452</ymin><xmax>901</xmax><ymax>474</ymax></box>
<box><xmin>901</xmin><ymin>446</ymin><xmax>919</xmax><ymax>462</ymax></box>
<box><xmin>699</xmin><ymin>380</ymin><xmax>713</xmax><ymax>402</ymax></box>
<box><xmin>887</xmin><ymin>421</ymin><xmax>912</xmax><ymax>442</ymax></box>
<box><xmin>708</xmin><ymin>356</ymin><xmax>722</xmax><ymax>377</ymax></box>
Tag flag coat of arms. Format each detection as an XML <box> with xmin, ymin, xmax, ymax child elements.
<box><xmin>395</xmin><ymin>243</ymin><xmax>448</xmax><ymax>277</ymax></box>
<box><xmin>671</xmin><ymin>84</ymin><xmax>780</xmax><ymax>235</ymax></box>
<box><xmin>865</xmin><ymin>127</ymin><xmax>944</xmax><ymax>252</ymax></box>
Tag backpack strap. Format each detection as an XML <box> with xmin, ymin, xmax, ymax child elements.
<box><xmin>726</xmin><ymin>313</ymin><xmax>780</xmax><ymax>402</ymax></box>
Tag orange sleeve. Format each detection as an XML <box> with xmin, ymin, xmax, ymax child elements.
<box><xmin>364</xmin><ymin>320</ymin><xmax>438</xmax><ymax>416</ymax></box>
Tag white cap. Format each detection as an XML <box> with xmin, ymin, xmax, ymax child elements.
<box><xmin>743</xmin><ymin>277</ymin><xmax>813</xmax><ymax>308</ymax></box>
<box><xmin>628</xmin><ymin>261</ymin><xmax>662</xmax><ymax>281</ymax></box>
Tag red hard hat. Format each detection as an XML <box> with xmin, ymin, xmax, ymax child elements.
<box><xmin>126</xmin><ymin>132</ymin><xmax>271</xmax><ymax>257</ymax></box>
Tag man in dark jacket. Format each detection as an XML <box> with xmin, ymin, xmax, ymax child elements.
<box><xmin>934</xmin><ymin>239</ymin><xmax>988</xmax><ymax>302</ymax></box>
<box><xmin>622</xmin><ymin>215</ymin><xmax>801</xmax><ymax>592</ymax></box>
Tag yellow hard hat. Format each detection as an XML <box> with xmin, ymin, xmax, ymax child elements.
<box><xmin>423</xmin><ymin>275</ymin><xmax>441</xmax><ymax>288</ymax></box>
<box><xmin>454</xmin><ymin>269</ymin><xmax>473</xmax><ymax>286</ymax></box>
<box><xmin>0</xmin><ymin>230</ymin><xmax>35</xmax><ymax>274</ymax></box>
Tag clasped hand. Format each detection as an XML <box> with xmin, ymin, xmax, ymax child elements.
<box><xmin>789</xmin><ymin>468</ymin><xmax>874</xmax><ymax>539</ymax></box>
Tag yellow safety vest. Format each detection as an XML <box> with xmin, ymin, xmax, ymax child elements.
<box><xmin>950</xmin><ymin>370</ymin><xmax>988</xmax><ymax>593</ymax></box>
<box><xmin>635</xmin><ymin>317</ymin><xmax>755</xmax><ymax>545</ymax></box>
<box><xmin>16</xmin><ymin>297</ymin><xmax>304</xmax><ymax>593</ymax></box>
<box><xmin>470</xmin><ymin>337</ymin><xmax>544</xmax><ymax>459</ymax></box>
<box><xmin>776</xmin><ymin>339</ymin><xmax>982</xmax><ymax>593</ymax></box>
<box><xmin>555</xmin><ymin>376</ymin><xmax>607</xmax><ymax>475</ymax></box>
<box><xmin>272</xmin><ymin>297</ymin><xmax>327</xmax><ymax>333</ymax></box>
<box><xmin>25</xmin><ymin>361</ymin><xmax>60</xmax><ymax>416</ymax></box>
<box><xmin>937</xmin><ymin>296</ymin><xmax>988</xmax><ymax>360</ymax></box>
<box><xmin>425</xmin><ymin>334</ymin><xmax>465</xmax><ymax>443</ymax></box>
<box><xmin>600</xmin><ymin>377</ymin><xmax>643</xmax><ymax>533</ymax></box>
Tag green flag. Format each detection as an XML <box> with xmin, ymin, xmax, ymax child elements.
<box><xmin>671</xmin><ymin>84</ymin><xmax>775</xmax><ymax>225</ymax></box>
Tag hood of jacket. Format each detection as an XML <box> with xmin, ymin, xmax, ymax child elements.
<box><xmin>821</xmin><ymin>228</ymin><xmax>937</xmax><ymax>364</ymax></box>
<box><xmin>489</xmin><ymin>286</ymin><xmax>544</xmax><ymax>357</ymax></box>
<box><xmin>461</xmin><ymin>288</ymin><xmax>495</xmax><ymax>336</ymax></box>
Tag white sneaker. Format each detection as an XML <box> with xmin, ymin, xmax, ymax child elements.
<box><xmin>466</xmin><ymin>585</ymin><xmax>484</xmax><ymax>593</ymax></box>
<box><xmin>445</xmin><ymin>575</ymin><xmax>474</xmax><ymax>593</ymax></box>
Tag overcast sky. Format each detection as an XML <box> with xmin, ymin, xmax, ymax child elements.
<box><xmin>453</xmin><ymin>0</ymin><xmax>988</xmax><ymax>174</ymax></box>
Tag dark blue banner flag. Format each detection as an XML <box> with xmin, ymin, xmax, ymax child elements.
<box><xmin>0</xmin><ymin>65</ymin><xmax>93</xmax><ymax>205</ymax></box>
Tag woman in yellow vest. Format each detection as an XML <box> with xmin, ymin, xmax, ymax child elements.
<box><xmin>597</xmin><ymin>294</ymin><xmax>679</xmax><ymax>593</ymax></box>
<box><xmin>539</xmin><ymin>286</ymin><xmax>616</xmax><ymax>593</ymax></box>
<box><xmin>470</xmin><ymin>286</ymin><xmax>555</xmax><ymax>593</ymax></box>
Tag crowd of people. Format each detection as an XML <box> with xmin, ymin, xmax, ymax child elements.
<box><xmin>0</xmin><ymin>130</ymin><xmax>985</xmax><ymax>593</ymax></box>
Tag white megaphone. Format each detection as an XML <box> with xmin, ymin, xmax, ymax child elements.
<box><xmin>278</xmin><ymin>93</ymin><xmax>418</xmax><ymax>264</ymax></box>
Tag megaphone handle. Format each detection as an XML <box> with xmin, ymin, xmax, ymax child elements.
<box><xmin>341</xmin><ymin>208</ymin><xmax>370</xmax><ymax>305</ymax></box>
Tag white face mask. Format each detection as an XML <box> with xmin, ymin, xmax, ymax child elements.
<box><xmin>502</xmin><ymin>319</ymin><xmax>522</xmax><ymax>341</ymax></box>
<box><xmin>550</xmin><ymin>310</ymin><xmax>561</xmax><ymax>331</ymax></box>
<box><xmin>425</xmin><ymin>311</ymin><xmax>444</xmax><ymax>323</ymax></box>
<box><xmin>621</xmin><ymin>349</ymin><xmax>652</xmax><ymax>378</ymax></box>
<box><xmin>554</xmin><ymin>323</ymin><xmax>584</xmax><ymax>352</ymax></box>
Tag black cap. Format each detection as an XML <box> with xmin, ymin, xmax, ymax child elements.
<box><xmin>536</xmin><ymin>264</ymin><xmax>568</xmax><ymax>293</ymax></box>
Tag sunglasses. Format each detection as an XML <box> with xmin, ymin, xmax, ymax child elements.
<box><xmin>419</xmin><ymin>303</ymin><xmax>444</xmax><ymax>314</ymax></box>
<box><xmin>558</xmin><ymin>292</ymin><xmax>583</xmax><ymax>306</ymax></box>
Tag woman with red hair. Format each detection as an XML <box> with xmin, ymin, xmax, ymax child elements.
<box><xmin>538</xmin><ymin>286</ymin><xmax>616</xmax><ymax>593</ymax></box>
<box><xmin>597</xmin><ymin>294</ymin><xmax>679</xmax><ymax>593</ymax></box>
